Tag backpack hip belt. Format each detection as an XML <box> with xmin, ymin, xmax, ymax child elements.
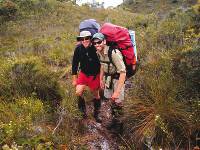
<box><xmin>105</xmin><ymin>72</ymin><xmax>120</xmax><ymax>80</ymax></box>
<box><xmin>104</xmin><ymin>73</ymin><xmax>120</xmax><ymax>89</ymax></box>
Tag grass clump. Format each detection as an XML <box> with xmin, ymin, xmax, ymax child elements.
<box><xmin>123</xmin><ymin>52</ymin><xmax>194</xmax><ymax>149</ymax></box>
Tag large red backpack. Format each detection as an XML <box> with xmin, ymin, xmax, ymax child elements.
<box><xmin>100</xmin><ymin>23</ymin><xmax>137</xmax><ymax>78</ymax></box>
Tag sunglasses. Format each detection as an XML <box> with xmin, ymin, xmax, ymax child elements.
<box><xmin>93</xmin><ymin>40</ymin><xmax>103</xmax><ymax>46</ymax></box>
<box><xmin>77</xmin><ymin>36</ymin><xmax>91</xmax><ymax>41</ymax></box>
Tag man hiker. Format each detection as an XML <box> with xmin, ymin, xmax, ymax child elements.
<box><xmin>72</xmin><ymin>31</ymin><xmax>102</xmax><ymax>123</ymax></box>
<box><xmin>92</xmin><ymin>33</ymin><xmax>126</xmax><ymax>133</ymax></box>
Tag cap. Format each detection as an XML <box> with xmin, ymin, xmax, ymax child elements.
<box><xmin>92</xmin><ymin>33</ymin><xmax>105</xmax><ymax>41</ymax></box>
<box><xmin>77</xmin><ymin>31</ymin><xmax>92</xmax><ymax>38</ymax></box>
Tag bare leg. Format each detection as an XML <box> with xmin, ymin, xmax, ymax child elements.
<box><xmin>91</xmin><ymin>88</ymin><xmax>99</xmax><ymax>99</ymax></box>
<box><xmin>76</xmin><ymin>84</ymin><xmax>86</xmax><ymax>97</ymax></box>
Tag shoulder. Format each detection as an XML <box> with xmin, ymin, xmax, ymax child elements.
<box><xmin>74</xmin><ymin>44</ymin><xmax>84</xmax><ymax>54</ymax></box>
<box><xmin>110</xmin><ymin>48</ymin><xmax>125</xmax><ymax>66</ymax></box>
<box><xmin>75</xmin><ymin>43</ymin><xmax>82</xmax><ymax>50</ymax></box>
<box><xmin>111</xmin><ymin>49</ymin><xmax>123</xmax><ymax>58</ymax></box>
<box><xmin>89</xmin><ymin>45</ymin><xmax>96</xmax><ymax>51</ymax></box>
<box><xmin>90</xmin><ymin>44</ymin><xmax>95</xmax><ymax>49</ymax></box>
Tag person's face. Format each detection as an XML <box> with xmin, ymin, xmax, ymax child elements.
<box><xmin>93</xmin><ymin>39</ymin><xmax>105</xmax><ymax>52</ymax></box>
<box><xmin>79</xmin><ymin>36</ymin><xmax>91</xmax><ymax>48</ymax></box>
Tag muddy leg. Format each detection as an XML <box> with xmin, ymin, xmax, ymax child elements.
<box><xmin>107</xmin><ymin>102</ymin><xmax>123</xmax><ymax>134</ymax></box>
<box><xmin>78</xmin><ymin>96</ymin><xmax>87</xmax><ymax>119</ymax></box>
<box><xmin>93</xmin><ymin>98</ymin><xmax>102</xmax><ymax>123</ymax></box>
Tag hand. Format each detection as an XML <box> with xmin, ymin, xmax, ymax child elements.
<box><xmin>100</xmin><ymin>80</ymin><xmax>105</xmax><ymax>89</ymax></box>
<box><xmin>132</xmin><ymin>64</ymin><xmax>136</xmax><ymax>71</ymax></box>
<box><xmin>111</xmin><ymin>91</ymin><xmax>120</xmax><ymax>101</ymax></box>
<box><xmin>72</xmin><ymin>80</ymin><xmax>77</xmax><ymax>86</ymax></box>
<box><xmin>72</xmin><ymin>75</ymin><xmax>78</xmax><ymax>87</ymax></box>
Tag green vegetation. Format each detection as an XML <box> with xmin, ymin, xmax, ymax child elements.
<box><xmin>0</xmin><ymin>0</ymin><xmax>199</xmax><ymax>149</ymax></box>
<box><xmin>121</xmin><ymin>1</ymin><xmax>200</xmax><ymax>149</ymax></box>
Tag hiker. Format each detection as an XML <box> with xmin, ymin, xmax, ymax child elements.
<box><xmin>72</xmin><ymin>30</ymin><xmax>102</xmax><ymax>123</ymax></box>
<box><xmin>92</xmin><ymin>33</ymin><xmax>126</xmax><ymax>133</ymax></box>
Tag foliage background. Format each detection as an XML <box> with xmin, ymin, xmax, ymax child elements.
<box><xmin>0</xmin><ymin>0</ymin><xmax>199</xmax><ymax>149</ymax></box>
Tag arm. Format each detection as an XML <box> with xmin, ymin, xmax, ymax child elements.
<box><xmin>100</xmin><ymin>65</ymin><xmax>105</xmax><ymax>89</ymax></box>
<box><xmin>72</xmin><ymin>46</ymin><xmax>80</xmax><ymax>86</ymax></box>
<box><xmin>110</xmin><ymin>49</ymin><xmax>126</xmax><ymax>99</ymax></box>
<box><xmin>72</xmin><ymin>75</ymin><xmax>78</xmax><ymax>86</ymax></box>
<box><xmin>111</xmin><ymin>72</ymin><xmax>126</xmax><ymax>100</ymax></box>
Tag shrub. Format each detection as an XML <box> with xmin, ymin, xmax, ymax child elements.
<box><xmin>123</xmin><ymin>52</ymin><xmax>193</xmax><ymax>149</ymax></box>
<box><xmin>0</xmin><ymin>0</ymin><xmax>18</xmax><ymax>22</ymax></box>
<box><xmin>47</xmin><ymin>41</ymin><xmax>71</xmax><ymax>67</ymax></box>
<box><xmin>173</xmin><ymin>47</ymin><xmax>200</xmax><ymax>136</ymax></box>
<box><xmin>0</xmin><ymin>56</ymin><xmax>64</xmax><ymax>108</ymax></box>
<box><xmin>174</xmin><ymin>47</ymin><xmax>200</xmax><ymax>99</ymax></box>
<box><xmin>0</xmin><ymin>97</ymin><xmax>45</xmax><ymax>144</ymax></box>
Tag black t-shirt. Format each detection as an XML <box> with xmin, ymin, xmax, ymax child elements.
<box><xmin>72</xmin><ymin>44</ymin><xmax>100</xmax><ymax>76</ymax></box>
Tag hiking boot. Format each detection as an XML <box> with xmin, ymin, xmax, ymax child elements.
<box><xmin>107</xmin><ymin>103</ymin><xmax>124</xmax><ymax>134</ymax></box>
<box><xmin>106</xmin><ymin>118</ymin><xmax>117</xmax><ymax>130</ymax></box>
<box><xmin>78</xmin><ymin>96</ymin><xmax>87</xmax><ymax>119</ymax></box>
<box><xmin>107</xmin><ymin>118</ymin><xmax>123</xmax><ymax>134</ymax></box>
<box><xmin>93</xmin><ymin>98</ymin><xmax>102</xmax><ymax>123</ymax></box>
<box><xmin>114</xmin><ymin>121</ymin><xmax>123</xmax><ymax>135</ymax></box>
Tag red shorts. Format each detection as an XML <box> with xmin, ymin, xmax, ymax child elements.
<box><xmin>77</xmin><ymin>72</ymin><xmax>100</xmax><ymax>91</ymax></box>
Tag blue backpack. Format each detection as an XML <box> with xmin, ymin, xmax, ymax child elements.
<box><xmin>79</xmin><ymin>19</ymin><xmax>100</xmax><ymax>36</ymax></box>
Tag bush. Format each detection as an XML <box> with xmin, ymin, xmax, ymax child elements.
<box><xmin>15</xmin><ymin>0</ymin><xmax>34</xmax><ymax>10</ymax></box>
<box><xmin>0</xmin><ymin>0</ymin><xmax>18</xmax><ymax>22</ymax></box>
<box><xmin>123</xmin><ymin>52</ymin><xmax>193</xmax><ymax>149</ymax></box>
<box><xmin>0</xmin><ymin>97</ymin><xmax>45</xmax><ymax>144</ymax></box>
<box><xmin>173</xmin><ymin>47</ymin><xmax>200</xmax><ymax>132</ymax></box>
<box><xmin>0</xmin><ymin>56</ymin><xmax>64</xmax><ymax>108</ymax></box>
<box><xmin>173</xmin><ymin>47</ymin><xmax>200</xmax><ymax>99</ymax></box>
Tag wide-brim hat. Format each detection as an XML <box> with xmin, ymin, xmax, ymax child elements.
<box><xmin>77</xmin><ymin>31</ymin><xmax>92</xmax><ymax>40</ymax></box>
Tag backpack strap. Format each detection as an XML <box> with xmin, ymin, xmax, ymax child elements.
<box><xmin>99</xmin><ymin>59</ymin><xmax>112</xmax><ymax>81</ymax></box>
<box><xmin>108</xmin><ymin>47</ymin><xmax>117</xmax><ymax>68</ymax></box>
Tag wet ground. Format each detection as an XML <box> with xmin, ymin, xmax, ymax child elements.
<box><xmin>72</xmin><ymin>99</ymin><xmax>123</xmax><ymax>150</ymax></box>
<box><xmin>69</xmin><ymin>80</ymin><xmax>134</xmax><ymax>150</ymax></box>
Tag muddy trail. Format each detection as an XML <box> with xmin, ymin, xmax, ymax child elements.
<box><xmin>71</xmin><ymin>81</ymin><xmax>133</xmax><ymax>150</ymax></box>
<box><xmin>72</xmin><ymin>99</ymin><xmax>123</xmax><ymax>149</ymax></box>
<box><xmin>56</xmin><ymin>71</ymin><xmax>135</xmax><ymax>149</ymax></box>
